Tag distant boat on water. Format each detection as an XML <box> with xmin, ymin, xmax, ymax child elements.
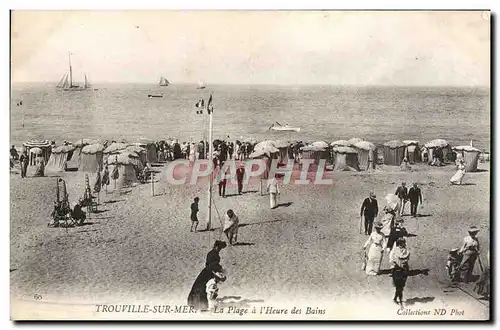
<box><xmin>148</xmin><ymin>94</ymin><xmax>163</xmax><ymax>98</ymax></box>
<box><xmin>197</xmin><ymin>81</ymin><xmax>206</xmax><ymax>89</ymax></box>
<box><xmin>159</xmin><ymin>76</ymin><xmax>170</xmax><ymax>87</ymax></box>
<box><xmin>269</xmin><ymin>122</ymin><xmax>301</xmax><ymax>132</ymax></box>
<box><xmin>56</xmin><ymin>52</ymin><xmax>92</xmax><ymax>91</ymax></box>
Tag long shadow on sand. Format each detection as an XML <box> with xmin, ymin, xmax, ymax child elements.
<box><xmin>238</xmin><ymin>219</ymin><xmax>288</xmax><ymax>228</ymax></box>
<box><xmin>92</xmin><ymin>209</ymin><xmax>108</xmax><ymax>214</ymax></box>
<box><xmin>217</xmin><ymin>296</ymin><xmax>265</xmax><ymax>308</ymax></box>
<box><xmin>404</xmin><ymin>296</ymin><xmax>435</xmax><ymax>306</ymax></box>
<box><xmin>103</xmin><ymin>200</ymin><xmax>125</xmax><ymax>204</ymax></box>
<box><xmin>473</xmin><ymin>169</ymin><xmax>489</xmax><ymax>173</ymax></box>
<box><xmin>379</xmin><ymin>268</ymin><xmax>429</xmax><ymax>276</ymax></box>
<box><xmin>276</xmin><ymin>202</ymin><xmax>293</xmax><ymax>208</ymax></box>
<box><xmin>416</xmin><ymin>214</ymin><xmax>432</xmax><ymax>218</ymax></box>
<box><xmin>232</xmin><ymin>242</ymin><xmax>255</xmax><ymax>246</ymax></box>
<box><xmin>459</xmin><ymin>183</ymin><xmax>477</xmax><ymax>186</ymax></box>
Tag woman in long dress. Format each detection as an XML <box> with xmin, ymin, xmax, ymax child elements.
<box><xmin>363</xmin><ymin>222</ymin><xmax>385</xmax><ymax>275</ymax></box>
<box><xmin>450</xmin><ymin>159</ymin><xmax>466</xmax><ymax>185</ymax></box>
<box><xmin>187</xmin><ymin>240</ymin><xmax>227</xmax><ymax>311</ymax></box>
<box><xmin>459</xmin><ymin>226</ymin><xmax>480</xmax><ymax>283</ymax></box>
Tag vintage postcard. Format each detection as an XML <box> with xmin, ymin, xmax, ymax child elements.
<box><xmin>10</xmin><ymin>10</ymin><xmax>490</xmax><ymax>320</ymax></box>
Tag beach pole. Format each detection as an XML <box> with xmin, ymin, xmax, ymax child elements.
<box><xmin>206</xmin><ymin>98</ymin><xmax>214</xmax><ymax>232</ymax></box>
<box><xmin>151</xmin><ymin>172</ymin><xmax>154</xmax><ymax>196</ymax></box>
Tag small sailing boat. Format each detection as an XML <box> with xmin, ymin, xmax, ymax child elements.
<box><xmin>57</xmin><ymin>53</ymin><xmax>92</xmax><ymax>91</ymax></box>
<box><xmin>269</xmin><ymin>122</ymin><xmax>301</xmax><ymax>132</ymax></box>
<box><xmin>159</xmin><ymin>76</ymin><xmax>170</xmax><ymax>87</ymax></box>
<box><xmin>197</xmin><ymin>81</ymin><xmax>206</xmax><ymax>89</ymax></box>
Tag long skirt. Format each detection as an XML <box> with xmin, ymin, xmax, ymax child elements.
<box><xmin>460</xmin><ymin>251</ymin><xmax>477</xmax><ymax>282</ymax></box>
<box><xmin>269</xmin><ymin>193</ymin><xmax>277</xmax><ymax>209</ymax></box>
<box><xmin>187</xmin><ymin>268</ymin><xmax>215</xmax><ymax>310</ymax></box>
<box><xmin>475</xmin><ymin>266</ymin><xmax>490</xmax><ymax>297</ymax></box>
<box><xmin>450</xmin><ymin>169</ymin><xmax>465</xmax><ymax>185</ymax></box>
<box><xmin>365</xmin><ymin>245</ymin><xmax>383</xmax><ymax>275</ymax></box>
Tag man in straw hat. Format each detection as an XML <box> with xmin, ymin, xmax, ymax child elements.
<box><xmin>459</xmin><ymin>226</ymin><xmax>481</xmax><ymax>283</ymax></box>
<box><xmin>360</xmin><ymin>192</ymin><xmax>379</xmax><ymax>235</ymax></box>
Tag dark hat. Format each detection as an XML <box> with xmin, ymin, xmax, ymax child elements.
<box><xmin>369</xmin><ymin>192</ymin><xmax>376</xmax><ymax>198</ymax></box>
<box><xmin>214</xmin><ymin>240</ymin><xmax>227</xmax><ymax>249</ymax></box>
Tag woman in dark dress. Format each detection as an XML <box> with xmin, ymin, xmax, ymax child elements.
<box><xmin>389</xmin><ymin>238</ymin><xmax>410</xmax><ymax>306</ymax></box>
<box><xmin>187</xmin><ymin>240</ymin><xmax>227</xmax><ymax>310</ymax></box>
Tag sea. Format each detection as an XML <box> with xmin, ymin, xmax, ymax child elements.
<box><xmin>10</xmin><ymin>84</ymin><xmax>491</xmax><ymax>151</ymax></box>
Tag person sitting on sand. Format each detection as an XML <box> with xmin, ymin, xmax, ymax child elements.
<box><xmin>400</xmin><ymin>157</ymin><xmax>411</xmax><ymax>171</ymax></box>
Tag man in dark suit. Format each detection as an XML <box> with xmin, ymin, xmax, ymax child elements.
<box><xmin>360</xmin><ymin>192</ymin><xmax>379</xmax><ymax>235</ymax></box>
<box><xmin>408</xmin><ymin>183</ymin><xmax>423</xmax><ymax>217</ymax></box>
<box><xmin>395</xmin><ymin>182</ymin><xmax>408</xmax><ymax>216</ymax></box>
<box><xmin>236</xmin><ymin>165</ymin><xmax>245</xmax><ymax>195</ymax></box>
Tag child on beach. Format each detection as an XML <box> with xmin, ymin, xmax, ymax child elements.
<box><xmin>446</xmin><ymin>248</ymin><xmax>462</xmax><ymax>282</ymax></box>
<box><xmin>206</xmin><ymin>271</ymin><xmax>226</xmax><ymax>312</ymax></box>
<box><xmin>190</xmin><ymin>197</ymin><xmax>200</xmax><ymax>232</ymax></box>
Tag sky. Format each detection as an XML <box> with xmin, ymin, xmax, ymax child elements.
<box><xmin>11</xmin><ymin>10</ymin><xmax>490</xmax><ymax>86</ymax></box>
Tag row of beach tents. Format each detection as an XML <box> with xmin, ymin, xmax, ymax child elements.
<box><xmin>22</xmin><ymin>137</ymin><xmax>486</xmax><ymax>178</ymax></box>
<box><xmin>247</xmin><ymin>137</ymin><xmax>485</xmax><ymax>172</ymax></box>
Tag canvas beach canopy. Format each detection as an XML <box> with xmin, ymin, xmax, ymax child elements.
<box><xmin>452</xmin><ymin>145</ymin><xmax>482</xmax><ymax>172</ymax></box>
<box><xmin>107</xmin><ymin>152</ymin><xmax>141</xmax><ymax>189</ymax></box>
<box><xmin>125</xmin><ymin>145</ymin><xmax>148</xmax><ymax>165</ymax></box>
<box><xmin>331</xmin><ymin>146</ymin><xmax>359</xmax><ymax>171</ymax></box>
<box><xmin>133</xmin><ymin>138</ymin><xmax>158</xmax><ymax>163</ymax></box>
<box><xmin>402</xmin><ymin>140</ymin><xmax>421</xmax><ymax>164</ymax></box>
<box><xmin>272</xmin><ymin>140</ymin><xmax>292</xmax><ymax>164</ymax></box>
<box><xmin>80</xmin><ymin>143</ymin><xmax>104</xmax><ymax>172</ymax></box>
<box><xmin>301</xmin><ymin>141</ymin><xmax>331</xmax><ymax>166</ymax></box>
<box><xmin>353</xmin><ymin>141</ymin><xmax>377</xmax><ymax>170</ymax></box>
<box><xmin>330</xmin><ymin>140</ymin><xmax>352</xmax><ymax>147</ymax></box>
<box><xmin>382</xmin><ymin>140</ymin><xmax>406</xmax><ymax>166</ymax></box>
<box><xmin>23</xmin><ymin>140</ymin><xmax>52</xmax><ymax>165</ymax></box>
<box><xmin>104</xmin><ymin>142</ymin><xmax>129</xmax><ymax>155</ymax></box>
<box><xmin>348</xmin><ymin>137</ymin><xmax>364</xmax><ymax>146</ymax></box>
<box><xmin>424</xmin><ymin>139</ymin><xmax>453</xmax><ymax>162</ymax></box>
<box><xmin>46</xmin><ymin>145</ymin><xmax>75</xmax><ymax>173</ymax></box>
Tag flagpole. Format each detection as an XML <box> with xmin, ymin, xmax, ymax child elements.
<box><xmin>206</xmin><ymin>97</ymin><xmax>213</xmax><ymax>231</ymax></box>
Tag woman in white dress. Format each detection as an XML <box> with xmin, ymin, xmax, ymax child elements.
<box><xmin>450</xmin><ymin>159</ymin><xmax>466</xmax><ymax>185</ymax></box>
<box><xmin>363</xmin><ymin>222</ymin><xmax>385</xmax><ymax>276</ymax></box>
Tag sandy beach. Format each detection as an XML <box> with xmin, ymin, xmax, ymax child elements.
<box><xmin>10</xmin><ymin>159</ymin><xmax>490</xmax><ymax>320</ymax></box>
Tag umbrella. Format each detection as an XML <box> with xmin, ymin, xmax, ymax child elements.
<box><xmin>311</xmin><ymin>141</ymin><xmax>329</xmax><ymax>149</ymax></box>
<box><xmin>425</xmin><ymin>139</ymin><xmax>449</xmax><ymax>148</ymax></box>
<box><xmin>330</xmin><ymin>140</ymin><xmax>352</xmax><ymax>147</ymax></box>
<box><xmin>354</xmin><ymin>141</ymin><xmax>377</xmax><ymax>150</ymax></box>
<box><xmin>348</xmin><ymin>138</ymin><xmax>364</xmax><ymax>145</ymax></box>
<box><xmin>273</xmin><ymin>140</ymin><xmax>290</xmax><ymax>148</ymax></box>
<box><xmin>384</xmin><ymin>194</ymin><xmax>401</xmax><ymax>214</ymax></box>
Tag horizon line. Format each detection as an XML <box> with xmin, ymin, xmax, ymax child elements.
<box><xmin>10</xmin><ymin>81</ymin><xmax>490</xmax><ymax>88</ymax></box>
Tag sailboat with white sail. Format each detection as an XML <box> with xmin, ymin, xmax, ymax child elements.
<box><xmin>197</xmin><ymin>81</ymin><xmax>206</xmax><ymax>89</ymax></box>
<box><xmin>159</xmin><ymin>76</ymin><xmax>170</xmax><ymax>86</ymax></box>
<box><xmin>56</xmin><ymin>52</ymin><xmax>92</xmax><ymax>91</ymax></box>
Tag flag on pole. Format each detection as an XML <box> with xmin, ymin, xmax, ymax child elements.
<box><xmin>195</xmin><ymin>99</ymin><xmax>204</xmax><ymax>114</ymax></box>
<box><xmin>207</xmin><ymin>94</ymin><xmax>213</xmax><ymax>114</ymax></box>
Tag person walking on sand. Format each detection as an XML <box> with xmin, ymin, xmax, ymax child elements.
<box><xmin>218</xmin><ymin>169</ymin><xmax>227</xmax><ymax>198</ymax></box>
<box><xmin>267</xmin><ymin>175</ymin><xmax>280</xmax><ymax>209</ymax></box>
<box><xmin>236</xmin><ymin>165</ymin><xmax>245</xmax><ymax>195</ymax></box>
<box><xmin>360</xmin><ymin>192</ymin><xmax>378</xmax><ymax>235</ymax></box>
<box><xmin>459</xmin><ymin>226</ymin><xmax>480</xmax><ymax>283</ymax></box>
<box><xmin>19</xmin><ymin>149</ymin><xmax>28</xmax><ymax>178</ymax></box>
<box><xmin>450</xmin><ymin>159</ymin><xmax>466</xmax><ymax>185</ymax></box>
<box><xmin>389</xmin><ymin>237</ymin><xmax>410</xmax><ymax>306</ymax></box>
<box><xmin>408</xmin><ymin>183</ymin><xmax>423</xmax><ymax>217</ymax></box>
<box><xmin>363</xmin><ymin>222</ymin><xmax>385</xmax><ymax>276</ymax></box>
<box><xmin>223</xmin><ymin>209</ymin><xmax>240</xmax><ymax>245</ymax></box>
<box><xmin>190</xmin><ymin>197</ymin><xmax>200</xmax><ymax>232</ymax></box>
<box><xmin>395</xmin><ymin>182</ymin><xmax>408</xmax><ymax>216</ymax></box>
<box><xmin>386</xmin><ymin>218</ymin><xmax>408</xmax><ymax>252</ymax></box>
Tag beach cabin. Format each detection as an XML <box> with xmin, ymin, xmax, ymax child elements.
<box><xmin>103</xmin><ymin>142</ymin><xmax>129</xmax><ymax>164</ymax></box>
<box><xmin>107</xmin><ymin>152</ymin><xmax>140</xmax><ymax>190</ymax></box>
<box><xmin>424</xmin><ymin>139</ymin><xmax>453</xmax><ymax>164</ymax></box>
<box><xmin>45</xmin><ymin>145</ymin><xmax>75</xmax><ymax>173</ymax></box>
<box><xmin>383</xmin><ymin>140</ymin><xmax>406</xmax><ymax>166</ymax></box>
<box><xmin>135</xmin><ymin>138</ymin><xmax>158</xmax><ymax>163</ymax></box>
<box><xmin>332</xmin><ymin>146</ymin><xmax>360</xmax><ymax>171</ymax></box>
<box><xmin>353</xmin><ymin>141</ymin><xmax>377</xmax><ymax>170</ymax></box>
<box><xmin>330</xmin><ymin>140</ymin><xmax>352</xmax><ymax>164</ymax></box>
<box><xmin>23</xmin><ymin>140</ymin><xmax>52</xmax><ymax>166</ymax></box>
<box><xmin>125</xmin><ymin>145</ymin><xmax>147</xmax><ymax>166</ymax></box>
<box><xmin>118</xmin><ymin>151</ymin><xmax>144</xmax><ymax>171</ymax></box>
<box><xmin>300</xmin><ymin>141</ymin><xmax>331</xmax><ymax>166</ymax></box>
<box><xmin>273</xmin><ymin>140</ymin><xmax>292</xmax><ymax>165</ymax></box>
<box><xmin>80</xmin><ymin>143</ymin><xmax>104</xmax><ymax>172</ymax></box>
<box><xmin>403</xmin><ymin>140</ymin><xmax>421</xmax><ymax>164</ymax></box>
<box><xmin>348</xmin><ymin>137</ymin><xmax>364</xmax><ymax>146</ymax></box>
<box><xmin>452</xmin><ymin>145</ymin><xmax>481</xmax><ymax>172</ymax></box>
